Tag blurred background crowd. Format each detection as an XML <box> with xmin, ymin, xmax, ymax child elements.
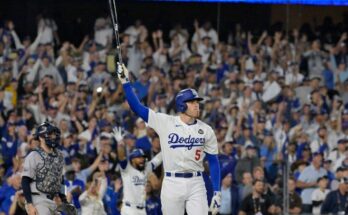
<box><xmin>1</xmin><ymin>1</ymin><xmax>348</xmax><ymax>215</ymax></box>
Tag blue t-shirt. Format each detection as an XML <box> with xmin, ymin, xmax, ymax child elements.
<box><xmin>1</xmin><ymin>135</ymin><xmax>18</xmax><ymax>167</ymax></box>
<box><xmin>0</xmin><ymin>185</ymin><xmax>15</xmax><ymax>215</ymax></box>
<box><xmin>103</xmin><ymin>186</ymin><xmax>121</xmax><ymax>215</ymax></box>
<box><xmin>260</xmin><ymin>145</ymin><xmax>278</xmax><ymax>170</ymax></box>
<box><xmin>65</xmin><ymin>179</ymin><xmax>85</xmax><ymax>209</ymax></box>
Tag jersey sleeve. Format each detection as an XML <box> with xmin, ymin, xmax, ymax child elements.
<box><xmin>203</xmin><ymin>127</ymin><xmax>218</xmax><ymax>155</ymax></box>
<box><xmin>22</xmin><ymin>151</ymin><xmax>40</xmax><ymax>179</ymax></box>
<box><xmin>147</xmin><ymin>109</ymin><xmax>170</xmax><ymax>133</ymax></box>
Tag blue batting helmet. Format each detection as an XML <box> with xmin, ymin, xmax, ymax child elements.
<box><xmin>175</xmin><ymin>88</ymin><xmax>203</xmax><ymax>113</ymax></box>
<box><xmin>129</xmin><ymin>148</ymin><xmax>146</xmax><ymax>160</ymax></box>
<box><xmin>34</xmin><ymin>121</ymin><xmax>61</xmax><ymax>148</ymax></box>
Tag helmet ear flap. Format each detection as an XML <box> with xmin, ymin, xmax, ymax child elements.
<box><xmin>180</xmin><ymin>103</ymin><xmax>187</xmax><ymax>112</ymax></box>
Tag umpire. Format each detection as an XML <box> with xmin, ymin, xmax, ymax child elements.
<box><xmin>321</xmin><ymin>177</ymin><xmax>348</xmax><ymax>215</ymax></box>
<box><xmin>21</xmin><ymin>121</ymin><xmax>76</xmax><ymax>215</ymax></box>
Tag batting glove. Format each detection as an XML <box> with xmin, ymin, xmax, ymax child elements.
<box><xmin>209</xmin><ymin>191</ymin><xmax>221</xmax><ymax>215</ymax></box>
<box><xmin>112</xmin><ymin>126</ymin><xmax>124</xmax><ymax>142</ymax></box>
<box><xmin>117</xmin><ymin>63</ymin><xmax>129</xmax><ymax>84</ymax></box>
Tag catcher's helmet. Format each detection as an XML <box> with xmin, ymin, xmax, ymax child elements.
<box><xmin>129</xmin><ymin>148</ymin><xmax>146</xmax><ymax>160</ymax></box>
<box><xmin>175</xmin><ymin>88</ymin><xmax>203</xmax><ymax>113</ymax></box>
<box><xmin>34</xmin><ymin>121</ymin><xmax>61</xmax><ymax>148</ymax></box>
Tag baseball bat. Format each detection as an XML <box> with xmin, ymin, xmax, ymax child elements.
<box><xmin>107</xmin><ymin>0</ymin><xmax>125</xmax><ymax>78</ymax></box>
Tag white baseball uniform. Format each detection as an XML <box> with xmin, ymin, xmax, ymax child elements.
<box><xmin>120</xmin><ymin>152</ymin><xmax>162</xmax><ymax>215</ymax></box>
<box><xmin>147</xmin><ymin>109</ymin><xmax>218</xmax><ymax>215</ymax></box>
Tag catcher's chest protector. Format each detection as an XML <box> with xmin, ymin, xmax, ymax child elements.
<box><xmin>35</xmin><ymin>148</ymin><xmax>64</xmax><ymax>194</ymax></box>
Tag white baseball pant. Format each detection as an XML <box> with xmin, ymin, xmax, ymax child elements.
<box><xmin>161</xmin><ymin>175</ymin><xmax>208</xmax><ymax>215</ymax></box>
<box><xmin>30</xmin><ymin>194</ymin><xmax>57</xmax><ymax>215</ymax></box>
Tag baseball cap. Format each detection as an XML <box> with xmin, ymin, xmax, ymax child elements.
<box><xmin>338</xmin><ymin>139</ymin><xmax>348</xmax><ymax>144</ymax></box>
<box><xmin>129</xmin><ymin>148</ymin><xmax>146</xmax><ymax>160</ymax></box>
<box><xmin>245</xmin><ymin>144</ymin><xmax>256</xmax><ymax>150</ymax></box>
<box><xmin>312</xmin><ymin>152</ymin><xmax>323</xmax><ymax>158</ymax></box>
<box><xmin>98</xmin><ymin>120</ymin><xmax>111</xmax><ymax>129</ymax></box>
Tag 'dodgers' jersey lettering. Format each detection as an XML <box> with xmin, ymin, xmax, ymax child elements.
<box><xmin>168</xmin><ymin>133</ymin><xmax>205</xmax><ymax>150</ymax></box>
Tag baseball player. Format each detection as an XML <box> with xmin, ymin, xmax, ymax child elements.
<box><xmin>112</xmin><ymin>127</ymin><xmax>162</xmax><ymax>215</ymax></box>
<box><xmin>117</xmin><ymin>64</ymin><xmax>221</xmax><ymax>215</ymax></box>
<box><xmin>21</xmin><ymin>121</ymin><xmax>77</xmax><ymax>215</ymax></box>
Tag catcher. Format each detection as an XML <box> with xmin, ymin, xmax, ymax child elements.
<box><xmin>21</xmin><ymin>121</ymin><xmax>77</xmax><ymax>215</ymax></box>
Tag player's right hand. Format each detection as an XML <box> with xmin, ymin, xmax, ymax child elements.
<box><xmin>26</xmin><ymin>203</ymin><xmax>38</xmax><ymax>215</ymax></box>
<box><xmin>117</xmin><ymin>63</ymin><xmax>129</xmax><ymax>84</ymax></box>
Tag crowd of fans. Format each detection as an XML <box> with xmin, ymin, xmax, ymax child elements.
<box><xmin>0</xmin><ymin>12</ymin><xmax>348</xmax><ymax>215</ymax></box>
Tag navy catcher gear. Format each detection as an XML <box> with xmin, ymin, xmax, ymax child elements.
<box><xmin>34</xmin><ymin>121</ymin><xmax>61</xmax><ymax>148</ymax></box>
<box><xmin>175</xmin><ymin>88</ymin><xmax>203</xmax><ymax>113</ymax></box>
<box><xmin>129</xmin><ymin>148</ymin><xmax>146</xmax><ymax>160</ymax></box>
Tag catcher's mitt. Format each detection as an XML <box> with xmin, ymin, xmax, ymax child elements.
<box><xmin>56</xmin><ymin>203</ymin><xmax>78</xmax><ymax>215</ymax></box>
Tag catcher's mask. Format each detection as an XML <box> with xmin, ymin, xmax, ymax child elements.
<box><xmin>34</xmin><ymin>121</ymin><xmax>61</xmax><ymax>148</ymax></box>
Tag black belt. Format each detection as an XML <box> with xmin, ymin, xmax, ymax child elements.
<box><xmin>165</xmin><ymin>172</ymin><xmax>202</xmax><ymax>178</ymax></box>
<box><xmin>125</xmin><ymin>202</ymin><xmax>144</xmax><ymax>210</ymax></box>
<box><xmin>31</xmin><ymin>192</ymin><xmax>55</xmax><ymax>200</ymax></box>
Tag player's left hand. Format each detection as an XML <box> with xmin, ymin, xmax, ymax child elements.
<box><xmin>112</xmin><ymin>126</ymin><xmax>124</xmax><ymax>142</ymax></box>
<box><xmin>209</xmin><ymin>191</ymin><xmax>221</xmax><ymax>215</ymax></box>
<box><xmin>117</xmin><ymin>63</ymin><xmax>129</xmax><ymax>84</ymax></box>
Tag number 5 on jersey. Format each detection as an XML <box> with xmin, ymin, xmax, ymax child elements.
<box><xmin>195</xmin><ymin>149</ymin><xmax>202</xmax><ymax>161</ymax></box>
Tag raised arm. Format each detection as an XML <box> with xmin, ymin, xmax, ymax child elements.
<box><xmin>119</xmin><ymin>64</ymin><xmax>149</xmax><ymax>122</ymax></box>
<box><xmin>112</xmin><ymin>126</ymin><xmax>128</xmax><ymax>169</ymax></box>
<box><xmin>87</xmin><ymin>153</ymin><xmax>103</xmax><ymax>173</ymax></box>
<box><xmin>29</xmin><ymin>28</ymin><xmax>44</xmax><ymax>54</ymax></box>
<box><xmin>113</xmin><ymin>128</ymin><xmax>126</xmax><ymax>160</ymax></box>
<box><xmin>8</xmin><ymin>21</ymin><xmax>25</xmax><ymax>50</ymax></box>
